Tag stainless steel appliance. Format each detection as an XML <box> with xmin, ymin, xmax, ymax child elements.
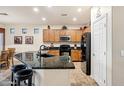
<box><xmin>59</xmin><ymin>45</ymin><xmax>71</xmax><ymax>56</ymax></box>
<box><xmin>81</xmin><ymin>32</ymin><xmax>91</xmax><ymax>75</ymax></box>
<box><xmin>60</xmin><ymin>36</ymin><xmax>71</xmax><ymax>42</ymax></box>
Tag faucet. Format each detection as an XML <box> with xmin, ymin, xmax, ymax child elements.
<box><xmin>39</xmin><ymin>45</ymin><xmax>47</xmax><ymax>56</ymax></box>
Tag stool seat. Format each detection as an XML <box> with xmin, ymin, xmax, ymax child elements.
<box><xmin>11</xmin><ymin>64</ymin><xmax>27</xmax><ymax>73</ymax></box>
<box><xmin>15</xmin><ymin>69</ymin><xmax>33</xmax><ymax>81</ymax></box>
<box><xmin>11</xmin><ymin>64</ymin><xmax>27</xmax><ymax>86</ymax></box>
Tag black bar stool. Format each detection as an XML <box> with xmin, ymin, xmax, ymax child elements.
<box><xmin>11</xmin><ymin>64</ymin><xmax>27</xmax><ymax>86</ymax></box>
<box><xmin>14</xmin><ymin>69</ymin><xmax>33</xmax><ymax>86</ymax></box>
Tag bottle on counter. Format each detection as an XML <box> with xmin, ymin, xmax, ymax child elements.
<box><xmin>74</xmin><ymin>44</ymin><xmax>77</xmax><ymax>49</ymax></box>
<box><xmin>50</xmin><ymin>43</ymin><xmax>54</xmax><ymax>47</ymax></box>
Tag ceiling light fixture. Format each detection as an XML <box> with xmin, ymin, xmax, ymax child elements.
<box><xmin>0</xmin><ymin>13</ymin><xmax>8</xmax><ymax>16</ymax></box>
<box><xmin>61</xmin><ymin>14</ymin><xmax>68</xmax><ymax>17</ymax></box>
<box><xmin>77</xmin><ymin>8</ymin><xmax>82</xmax><ymax>12</ymax></box>
<box><xmin>73</xmin><ymin>17</ymin><xmax>77</xmax><ymax>21</ymax></box>
<box><xmin>33</xmin><ymin>7</ymin><xmax>39</xmax><ymax>12</ymax></box>
<box><xmin>48</xmin><ymin>6</ymin><xmax>52</xmax><ymax>8</ymax></box>
<box><xmin>42</xmin><ymin>17</ymin><xmax>46</xmax><ymax>21</ymax></box>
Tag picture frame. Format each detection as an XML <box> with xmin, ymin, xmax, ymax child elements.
<box><xmin>25</xmin><ymin>53</ymin><xmax>33</xmax><ymax>61</ymax></box>
<box><xmin>25</xmin><ymin>36</ymin><xmax>33</xmax><ymax>44</ymax></box>
<box><xmin>10</xmin><ymin>28</ymin><xmax>15</xmax><ymax>34</ymax></box>
<box><xmin>14</xmin><ymin>36</ymin><xmax>22</xmax><ymax>44</ymax></box>
<box><xmin>34</xmin><ymin>28</ymin><xmax>39</xmax><ymax>34</ymax></box>
<box><xmin>22</xmin><ymin>28</ymin><xmax>27</xmax><ymax>34</ymax></box>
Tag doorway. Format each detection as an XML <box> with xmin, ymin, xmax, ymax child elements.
<box><xmin>0</xmin><ymin>28</ymin><xmax>5</xmax><ymax>52</ymax></box>
<box><xmin>92</xmin><ymin>14</ymin><xmax>107</xmax><ymax>86</ymax></box>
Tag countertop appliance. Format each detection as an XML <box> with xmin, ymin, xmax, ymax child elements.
<box><xmin>81</xmin><ymin>32</ymin><xmax>91</xmax><ymax>75</ymax></box>
<box><xmin>59</xmin><ymin>44</ymin><xmax>71</xmax><ymax>56</ymax></box>
<box><xmin>60</xmin><ymin>36</ymin><xmax>71</xmax><ymax>42</ymax></box>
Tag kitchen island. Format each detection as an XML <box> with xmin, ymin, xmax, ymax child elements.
<box><xmin>14</xmin><ymin>51</ymin><xmax>75</xmax><ymax>86</ymax></box>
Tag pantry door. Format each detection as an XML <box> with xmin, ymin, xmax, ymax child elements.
<box><xmin>0</xmin><ymin>28</ymin><xmax>5</xmax><ymax>52</ymax></box>
<box><xmin>93</xmin><ymin>14</ymin><xmax>107</xmax><ymax>86</ymax></box>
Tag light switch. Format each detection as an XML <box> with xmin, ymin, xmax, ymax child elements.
<box><xmin>121</xmin><ymin>50</ymin><xmax>124</xmax><ymax>57</ymax></box>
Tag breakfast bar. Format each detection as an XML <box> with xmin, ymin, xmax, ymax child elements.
<box><xmin>14</xmin><ymin>51</ymin><xmax>75</xmax><ymax>86</ymax></box>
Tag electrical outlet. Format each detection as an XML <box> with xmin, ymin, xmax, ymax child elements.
<box><xmin>121</xmin><ymin>50</ymin><xmax>124</xmax><ymax>57</ymax></box>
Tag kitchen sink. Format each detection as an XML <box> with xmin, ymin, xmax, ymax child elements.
<box><xmin>37</xmin><ymin>53</ymin><xmax>55</xmax><ymax>58</ymax></box>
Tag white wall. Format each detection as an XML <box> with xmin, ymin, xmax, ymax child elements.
<box><xmin>91</xmin><ymin>6</ymin><xmax>112</xmax><ymax>85</ymax></box>
<box><xmin>4</xmin><ymin>24</ymin><xmax>82</xmax><ymax>53</ymax></box>
<box><xmin>0</xmin><ymin>23</ymin><xmax>5</xmax><ymax>28</ymax></box>
<box><xmin>5</xmin><ymin>24</ymin><xmax>43</xmax><ymax>53</ymax></box>
<box><xmin>112</xmin><ymin>6</ymin><xmax>124</xmax><ymax>85</ymax></box>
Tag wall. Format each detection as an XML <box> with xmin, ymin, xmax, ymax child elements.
<box><xmin>5</xmin><ymin>24</ymin><xmax>82</xmax><ymax>53</ymax></box>
<box><xmin>0</xmin><ymin>23</ymin><xmax>5</xmax><ymax>28</ymax></box>
<box><xmin>112</xmin><ymin>6</ymin><xmax>124</xmax><ymax>85</ymax></box>
<box><xmin>91</xmin><ymin>6</ymin><xmax>112</xmax><ymax>85</ymax></box>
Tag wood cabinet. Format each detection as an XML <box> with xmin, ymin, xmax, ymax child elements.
<box><xmin>54</xmin><ymin>30</ymin><xmax>60</xmax><ymax>42</ymax></box>
<box><xmin>70</xmin><ymin>30</ymin><xmax>76</xmax><ymax>42</ymax></box>
<box><xmin>71</xmin><ymin>50</ymin><xmax>81</xmax><ymax>61</ymax></box>
<box><xmin>43</xmin><ymin>30</ymin><xmax>49</xmax><ymax>42</ymax></box>
<box><xmin>59</xmin><ymin>30</ymin><xmax>66</xmax><ymax>36</ymax></box>
<box><xmin>76</xmin><ymin>30</ymin><xmax>82</xmax><ymax>42</ymax></box>
<box><xmin>43</xmin><ymin>29</ymin><xmax>84</xmax><ymax>43</ymax></box>
<box><xmin>48</xmin><ymin>50</ymin><xmax>59</xmax><ymax>56</ymax></box>
<box><xmin>49</xmin><ymin>30</ymin><xmax>55</xmax><ymax>42</ymax></box>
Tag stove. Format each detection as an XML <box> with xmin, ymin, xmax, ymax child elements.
<box><xmin>59</xmin><ymin>45</ymin><xmax>71</xmax><ymax>56</ymax></box>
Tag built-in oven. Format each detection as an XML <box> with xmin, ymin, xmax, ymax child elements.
<box><xmin>60</xmin><ymin>36</ymin><xmax>71</xmax><ymax>42</ymax></box>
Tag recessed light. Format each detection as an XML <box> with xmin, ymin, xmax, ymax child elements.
<box><xmin>73</xmin><ymin>17</ymin><xmax>77</xmax><ymax>21</ymax></box>
<box><xmin>42</xmin><ymin>17</ymin><xmax>46</xmax><ymax>21</ymax></box>
<box><xmin>61</xmin><ymin>14</ymin><xmax>68</xmax><ymax>16</ymax></box>
<box><xmin>33</xmin><ymin>7</ymin><xmax>39</xmax><ymax>12</ymax></box>
<box><xmin>0</xmin><ymin>13</ymin><xmax>8</xmax><ymax>16</ymax></box>
<box><xmin>48</xmin><ymin>6</ymin><xmax>52</xmax><ymax>8</ymax></box>
<box><xmin>77</xmin><ymin>8</ymin><xmax>82</xmax><ymax>12</ymax></box>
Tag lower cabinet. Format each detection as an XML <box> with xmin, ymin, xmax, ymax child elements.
<box><xmin>48</xmin><ymin>50</ymin><xmax>59</xmax><ymax>56</ymax></box>
<box><xmin>48</xmin><ymin>50</ymin><xmax>81</xmax><ymax>62</ymax></box>
<box><xmin>71</xmin><ymin>50</ymin><xmax>81</xmax><ymax>62</ymax></box>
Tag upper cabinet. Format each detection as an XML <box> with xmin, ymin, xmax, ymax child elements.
<box><xmin>43</xmin><ymin>29</ymin><xmax>49</xmax><ymax>42</ymax></box>
<box><xmin>54</xmin><ymin>30</ymin><xmax>60</xmax><ymax>42</ymax></box>
<box><xmin>43</xmin><ymin>28</ymin><xmax>90</xmax><ymax>43</ymax></box>
<box><xmin>49</xmin><ymin>30</ymin><xmax>55</xmax><ymax>42</ymax></box>
<box><xmin>70</xmin><ymin>30</ymin><xmax>76</xmax><ymax>42</ymax></box>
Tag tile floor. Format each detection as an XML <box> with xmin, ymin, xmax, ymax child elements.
<box><xmin>0</xmin><ymin>59</ymin><xmax>97</xmax><ymax>86</ymax></box>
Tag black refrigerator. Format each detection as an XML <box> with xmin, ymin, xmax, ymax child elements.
<box><xmin>81</xmin><ymin>32</ymin><xmax>91</xmax><ymax>75</ymax></box>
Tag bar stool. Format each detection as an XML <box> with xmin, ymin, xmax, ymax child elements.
<box><xmin>14</xmin><ymin>69</ymin><xmax>33</xmax><ymax>86</ymax></box>
<box><xmin>11</xmin><ymin>64</ymin><xmax>27</xmax><ymax>86</ymax></box>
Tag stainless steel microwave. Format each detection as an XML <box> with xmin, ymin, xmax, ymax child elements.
<box><xmin>60</xmin><ymin>36</ymin><xmax>71</xmax><ymax>42</ymax></box>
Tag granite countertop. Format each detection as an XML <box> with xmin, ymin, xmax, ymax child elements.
<box><xmin>14</xmin><ymin>51</ymin><xmax>75</xmax><ymax>69</ymax></box>
<box><xmin>45</xmin><ymin>47</ymin><xmax>81</xmax><ymax>50</ymax></box>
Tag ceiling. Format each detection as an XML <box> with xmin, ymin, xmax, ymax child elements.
<box><xmin>0</xmin><ymin>6</ymin><xmax>91</xmax><ymax>25</ymax></box>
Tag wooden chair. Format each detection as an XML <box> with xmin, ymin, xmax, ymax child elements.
<box><xmin>7</xmin><ymin>48</ymin><xmax>15</xmax><ymax>66</ymax></box>
<box><xmin>0</xmin><ymin>50</ymin><xmax>9</xmax><ymax>69</ymax></box>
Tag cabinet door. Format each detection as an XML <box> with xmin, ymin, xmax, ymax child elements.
<box><xmin>48</xmin><ymin>50</ymin><xmax>59</xmax><ymax>56</ymax></box>
<box><xmin>77</xmin><ymin>50</ymin><xmax>81</xmax><ymax>61</ymax></box>
<box><xmin>70</xmin><ymin>30</ymin><xmax>76</xmax><ymax>42</ymax></box>
<box><xmin>43</xmin><ymin>30</ymin><xmax>49</xmax><ymax>42</ymax></box>
<box><xmin>49</xmin><ymin>30</ymin><xmax>55</xmax><ymax>42</ymax></box>
<box><xmin>59</xmin><ymin>30</ymin><xmax>66</xmax><ymax>36</ymax></box>
<box><xmin>76</xmin><ymin>30</ymin><xmax>82</xmax><ymax>42</ymax></box>
<box><xmin>71</xmin><ymin>50</ymin><xmax>81</xmax><ymax>61</ymax></box>
<box><xmin>65</xmin><ymin>30</ymin><xmax>71</xmax><ymax>35</ymax></box>
<box><xmin>54</xmin><ymin>30</ymin><xmax>60</xmax><ymax>42</ymax></box>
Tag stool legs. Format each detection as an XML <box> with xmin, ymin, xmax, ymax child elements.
<box><xmin>28</xmin><ymin>77</ymin><xmax>32</xmax><ymax>86</ymax></box>
<box><xmin>11</xmin><ymin>72</ymin><xmax>14</xmax><ymax>86</ymax></box>
<box><xmin>17</xmin><ymin>79</ymin><xmax>20</xmax><ymax>86</ymax></box>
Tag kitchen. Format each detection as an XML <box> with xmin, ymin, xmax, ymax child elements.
<box><xmin>0</xmin><ymin>6</ymin><xmax>94</xmax><ymax>86</ymax></box>
<box><xmin>2</xmin><ymin>6</ymin><xmax>124</xmax><ymax>86</ymax></box>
